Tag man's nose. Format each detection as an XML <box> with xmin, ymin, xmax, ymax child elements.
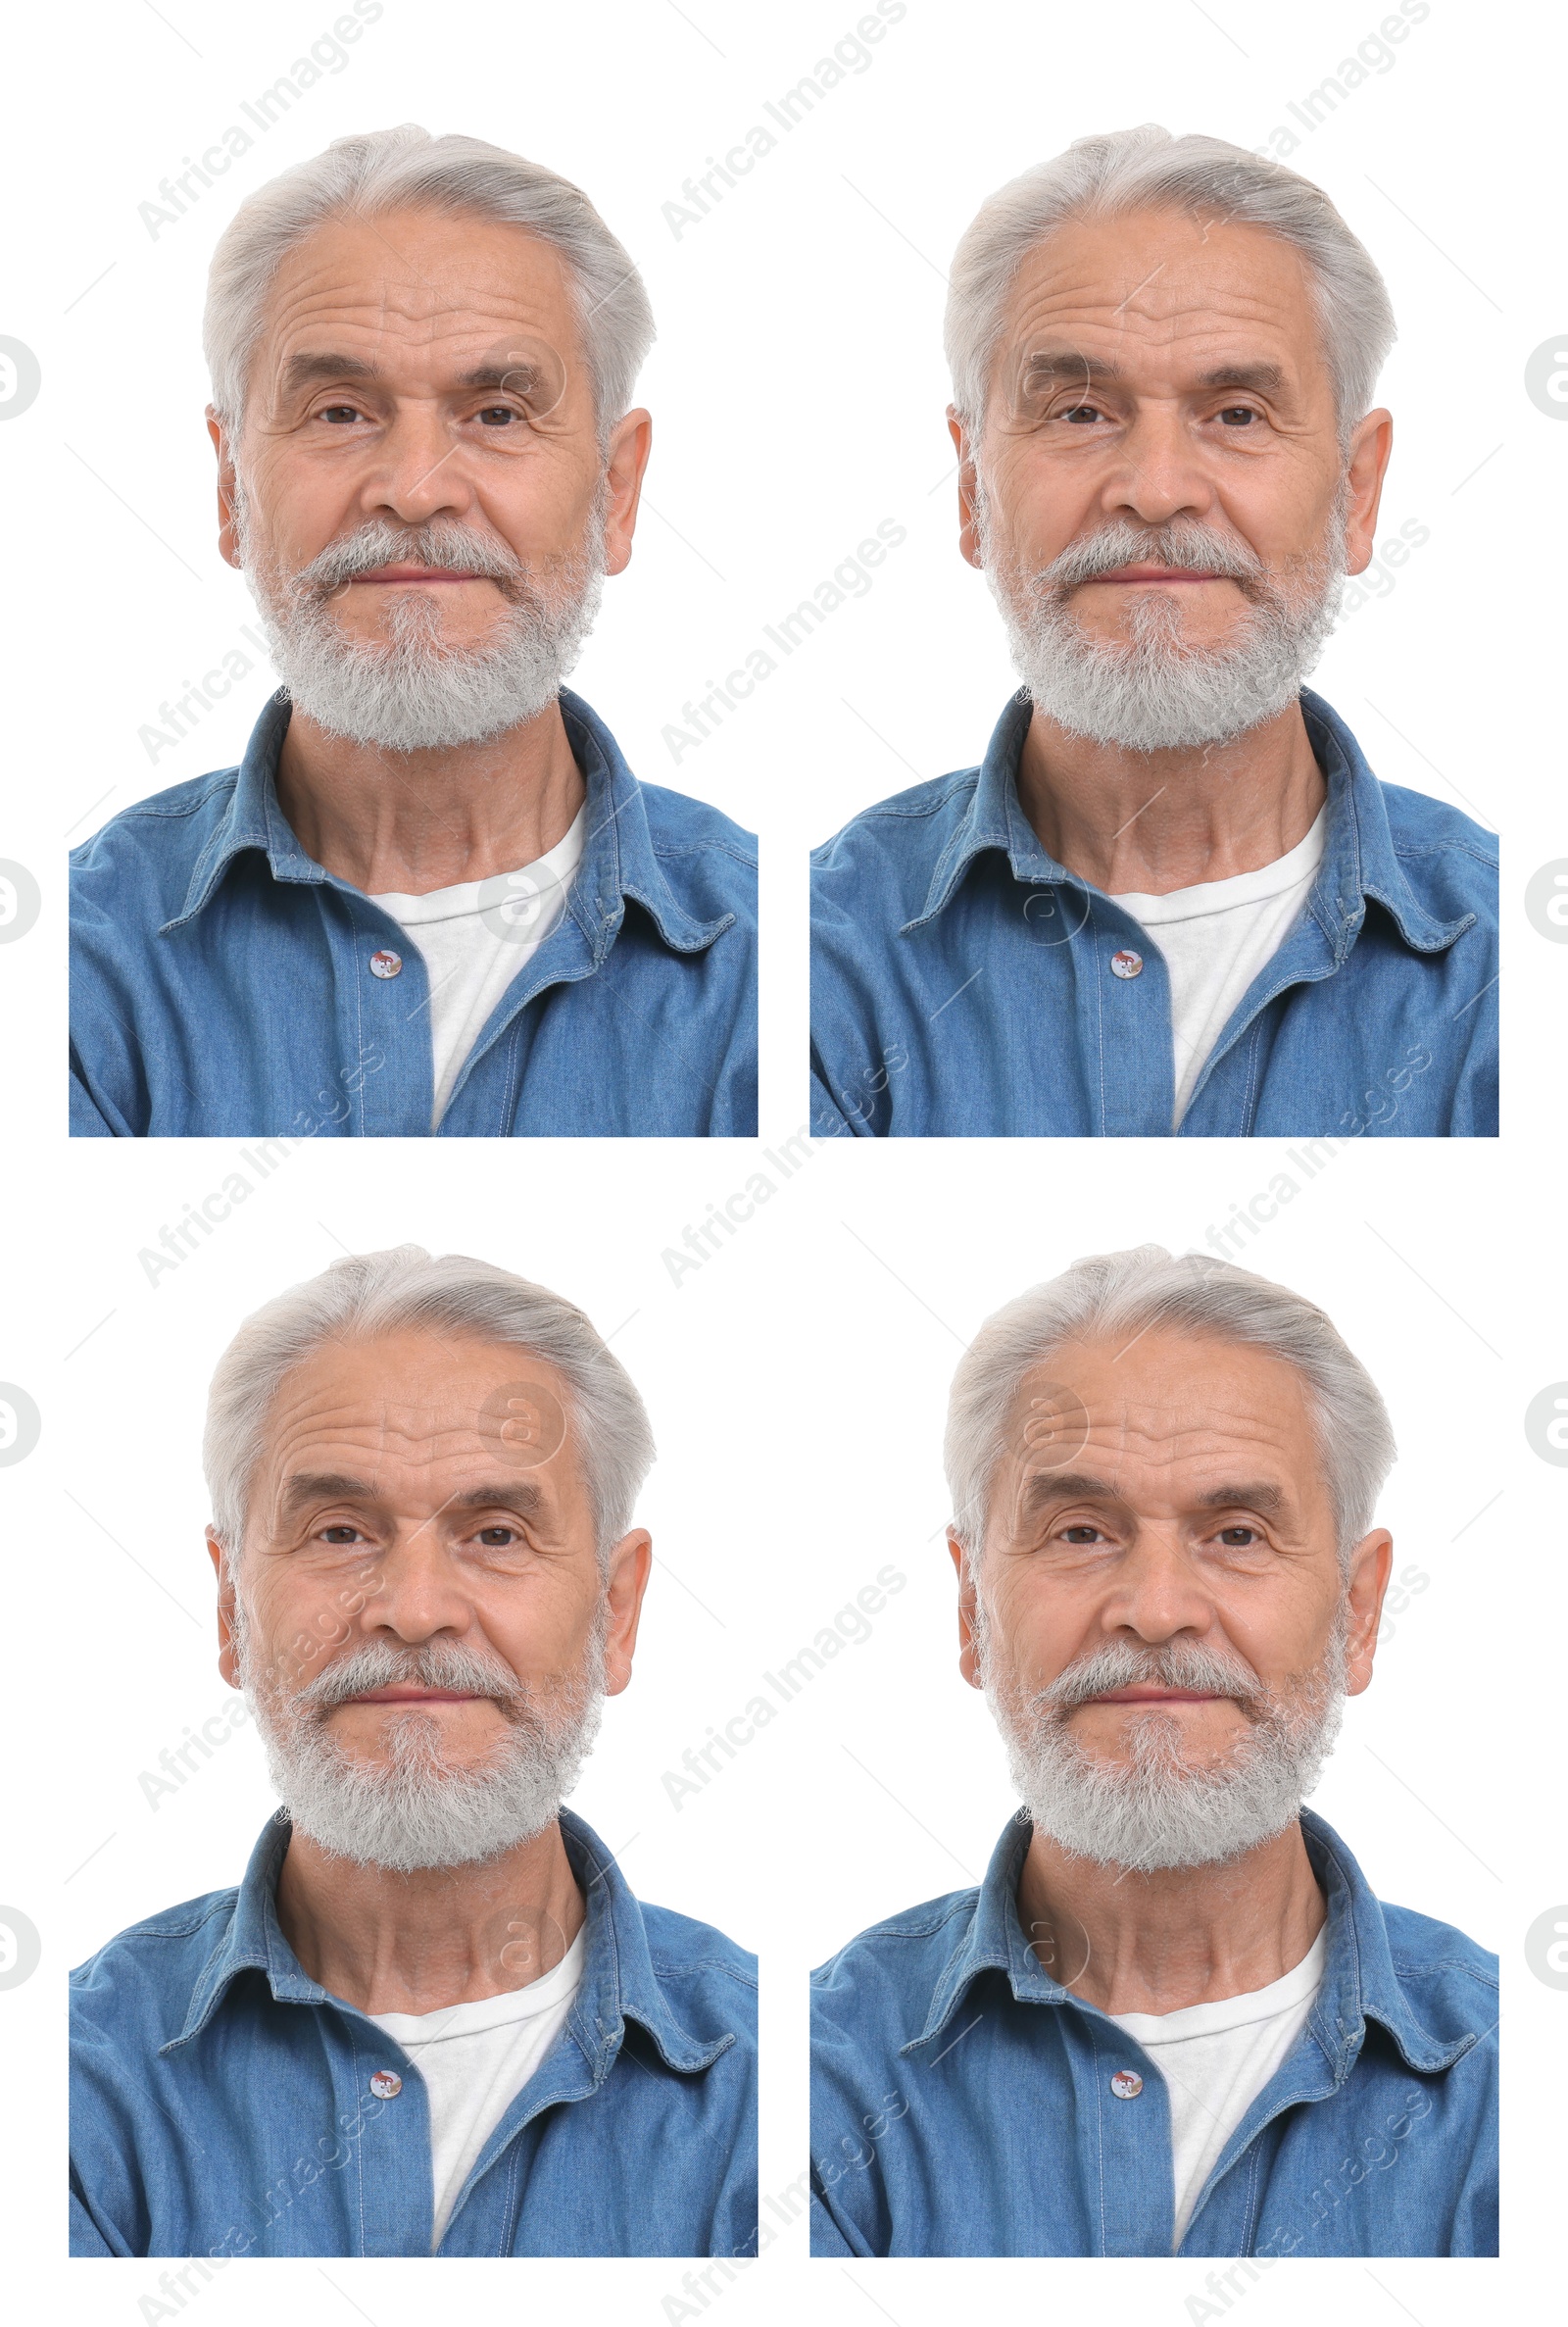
<box><xmin>1099</xmin><ymin>1532</ymin><xmax>1217</xmax><ymax>1642</ymax></box>
<box><xmin>356</xmin><ymin>1536</ymin><xmax>474</xmax><ymax>1641</ymax></box>
<box><xmin>358</xmin><ymin>406</ymin><xmax>478</xmax><ymax>525</ymax></box>
<box><xmin>1099</xmin><ymin>403</ymin><xmax>1219</xmax><ymax>526</ymax></box>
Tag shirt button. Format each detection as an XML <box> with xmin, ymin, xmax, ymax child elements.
<box><xmin>368</xmin><ymin>949</ymin><xmax>403</xmax><ymax>979</ymax></box>
<box><xmin>369</xmin><ymin>2069</ymin><xmax>403</xmax><ymax>2100</ymax></box>
<box><xmin>1110</xmin><ymin>2068</ymin><xmax>1144</xmax><ymax>2100</ymax></box>
<box><xmin>1109</xmin><ymin>949</ymin><xmax>1144</xmax><ymax>980</ymax></box>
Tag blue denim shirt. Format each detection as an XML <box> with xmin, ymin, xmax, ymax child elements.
<box><xmin>71</xmin><ymin>1809</ymin><xmax>758</xmax><ymax>2258</ymax></box>
<box><xmin>810</xmin><ymin>1808</ymin><xmax>1495</xmax><ymax>2257</ymax></box>
<box><xmin>810</xmin><ymin>691</ymin><xmax>1496</xmax><ymax>1138</ymax></box>
<box><xmin>72</xmin><ymin>689</ymin><xmax>758</xmax><ymax>1138</ymax></box>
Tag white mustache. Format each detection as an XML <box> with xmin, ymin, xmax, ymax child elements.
<box><xmin>297</xmin><ymin>518</ymin><xmax>528</xmax><ymax>602</ymax></box>
<box><xmin>295</xmin><ymin>1637</ymin><xmax>524</xmax><ymax>1715</ymax></box>
<box><xmin>1039</xmin><ymin>518</ymin><xmax>1267</xmax><ymax>596</ymax></box>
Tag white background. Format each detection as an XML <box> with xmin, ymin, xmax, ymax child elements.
<box><xmin>2</xmin><ymin>0</ymin><xmax>1564</xmax><ymax>2317</ymax></box>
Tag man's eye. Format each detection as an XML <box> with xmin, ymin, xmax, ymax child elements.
<box><xmin>1060</xmin><ymin>404</ymin><xmax>1102</xmax><ymax>424</ymax></box>
<box><xmin>1061</xmin><ymin>1524</ymin><xmax>1102</xmax><ymax>1544</ymax></box>
<box><xmin>1218</xmin><ymin>1525</ymin><xmax>1260</xmax><ymax>1546</ymax></box>
<box><xmin>476</xmin><ymin>1525</ymin><xmax>519</xmax><ymax>1547</ymax></box>
<box><xmin>320</xmin><ymin>1524</ymin><xmax>361</xmax><ymax>1544</ymax></box>
<box><xmin>477</xmin><ymin>405</ymin><xmax>519</xmax><ymax>426</ymax></box>
<box><xmin>1218</xmin><ymin>406</ymin><xmax>1257</xmax><ymax>426</ymax></box>
<box><xmin>319</xmin><ymin>405</ymin><xmax>363</xmax><ymax>425</ymax></box>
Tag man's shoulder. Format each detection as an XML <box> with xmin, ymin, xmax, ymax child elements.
<box><xmin>1374</xmin><ymin>778</ymin><xmax>1498</xmax><ymax>872</ymax></box>
<box><xmin>635</xmin><ymin>778</ymin><xmax>757</xmax><ymax>869</ymax></box>
<box><xmin>71</xmin><ymin>1883</ymin><xmax>239</xmax><ymax>2034</ymax></box>
<box><xmin>632</xmin><ymin>781</ymin><xmax>758</xmax><ymax>944</ymax></box>
<box><xmin>811</xmin><ymin>1883</ymin><xmax>980</xmax><ymax>2018</ymax></box>
<box><xmin>70</xmin><ymin>767</ymin><xmax>242</xmax><ymax>915</ymax></box>
<box><xmin>639</xmin><ymin>1898</ymin><xmax>758</xmax><ymax>1993</ymax></box>
<box><xmin>812</xmin><ymin>767</ymin><xmax>983</xmax><ymax>874</ymax></box>
<box><xmin>1379</xmin><ymin>1897</ymin><xmax>1499</xmax><ymax>1995</ymax></box>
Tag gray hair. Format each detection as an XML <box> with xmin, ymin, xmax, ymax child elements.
<box><xmin>945</xmin><ymin>1246</ymin><xmax>1396</xmax><ymax>1569</ymax></box>
<box><xmin>945</xmin><ymin>124</ymin><xmax>1396</xmax><ymax>448</ymax></box>
<box><xmin>203</xmin><ymin>124</ymin><xmax>655</xmax><ymax>443</ymax></box>
<box><xmin>204</xmin><ymin>1245</ymin><xmax>656</xmax><ymax>1564</ymax></box>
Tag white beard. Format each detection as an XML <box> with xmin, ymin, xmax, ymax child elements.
<box><xmin>980</xmin><ymin>499</ymin><xmax>1348</xmax><ymax>754</ymax></box>
<box><xmin>237</xmin><ymin>499</ymin><xmax>606</xmax><ymax>753</ymax></box>
<box><xmin>981</xmin><ymin>1619</ymin><xmax>1347</xmax><ymax>1873</ymax></box>
<box><xmin>238</xmin><ymin>1621</ymin><xmax>605</xmax><ymax>1873</ymax></box>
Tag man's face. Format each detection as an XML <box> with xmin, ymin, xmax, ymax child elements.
<box><xmin>958</xmin><ymin>206</ymin><xmax>1388</xmax><ymax>643</ymax></box>
<box><xmin>208</xmin><ymin>206</ymin><xmax>650</xmax><ymax>737</ymax></box>
<box><xmin>953</xmin><ymin>1329</ymin><xmax>1391</xmax><ymax>1863</ymax></box>
<box><xmin>212</xmin><ymin>1330</ymin><xmax>648</xmax><ymax>1786</ymax></box>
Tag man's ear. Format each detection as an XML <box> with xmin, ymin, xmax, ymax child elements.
<box><xmin>206</xmin><ymin>1527</ymin><xmax>242</xmax><ymax>1689</ymax></box>
<box><xmin>1343</xmin><ymin>1527</ymin><xmax>1395</xmax><ymax>1695</ymax></box>
<box><xmin>207</xmin><ymin>407</ymin><xmax>243</xmax><ymax>570</ymax></box>
<box><xmin>601</xmin><ymin>408</ymin><xmax>653</xmax><ymax>578</ymax></box>
<box><xmin>1340</xmin><ymin>408</ymin><xmax>1394</xmax><ymax>578</ymax></box>
<box><xmin>948</xmin><ymin>406</ymin><xmax>983</xmax><ymax>569</ymax></box>
<box><xmin>602</xmin><ymin>1527</ymin><xmax>654</xmax><ymax>1695</ymax></box>
<box><xmin>948</xmin><ymin>1527</ymin><xmax>984</xmax><ymax>1689</ymax></box>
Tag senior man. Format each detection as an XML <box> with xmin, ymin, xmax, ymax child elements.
<box><xmin>810</xmin><ymin>126</ymin><xmax>1496</xmax><ymax>1136</ymax></box>
<box><xmin>810</xmin><ymin>1248</ymin><xmax>1496</xmax><ymax>2256</ymax></box>
<box><xmin>72</xmin><ymin>126</ymin><xmax>757</xmax><ymax>1137</ymax></box>
<box><xmin>71</xmin><ymin>1248</ymin><xmax>757</xmax><ymax>2257</ymax></box>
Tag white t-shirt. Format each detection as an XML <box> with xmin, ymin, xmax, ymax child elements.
<box><xmin>1112</xmin><ymin>810</ymin><xmax>1326</xmax><ymax>1127</ymax></box>
<box><xmin>371</xmin><ymin>808</ymin><xmax>586</xmax><ymax>1128</ymax></box>
<box><xmin>1107</xmin><ymin>1928</ymin><xmax>1325</xmax><ymax>2249</ymax></box>
<box><xmin>368</xmin><ymin>1927</ymin><xmax>585</xmax><ymax>2248</ymax></box>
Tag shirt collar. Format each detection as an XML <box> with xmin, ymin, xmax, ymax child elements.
<box><xmin>905</xmin><ymin>688</ymin><xmax>1475</xmax><ymax>962</ymax></box>
<box><xmin>161</xmin><ymin>1806</ymin><xmax>732</xmax><ymax>2079</ymax></box>
<box><xmin>162</xmin><ymin>686</ymin><xmax>732</xmax><ymax>960</ymax></box>
<box><xmin>903</xmin><ymin>1806</ymin><xmax>1483</xmax><ymax>2082</ymax></box>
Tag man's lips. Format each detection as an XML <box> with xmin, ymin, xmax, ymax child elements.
<box><xmin>344</xmin><ymin>1686</ymin><xmax>485</xmax><ymax>1704</ymax></box>
<box><xmin>349</xmin><ymin>564</ymin><xmax>489</xmax><ymax>585</ymax></box>
<box><xmin>1086</xmin><ymin>1686</ymin><xmax>1227</xmax><ymax>1704</ymax></box>
<box><xmin>1086</xmin><ymin>564</ymin><xmax>1233</xmax><ymax>584</ymax></box>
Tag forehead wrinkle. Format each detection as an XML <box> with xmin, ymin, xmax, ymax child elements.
<box><xmin>266</xmin><ymin>224</ymin><xmax>574</xmax><ymax>351</ymax></box>
<box><xmin>1004</xmin><ymin>293</ymin><xmax>1305</xmax><ymax>371</ymax></box>
<box><xmin>261</xmin><ymin>1393</ymin><xmax>494</xmax><ymax>1484</ymax></box>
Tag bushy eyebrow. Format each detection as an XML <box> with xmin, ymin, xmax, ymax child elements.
<box><xmin>276</xmin><ymin>1469</ymin><xmax>379</xmax><ymax>1514</ymax></box>
<box><xmin>1014</xmin><ymin>351</ymin><xmax>1288</xmax><ymax>397</ymax></box>
<box><xmin>277</xmin><ymin>351</ymin><xmax>379</xmax><ymax>398</ymax></box>
<box><xmin>274</xmin><ymin>1473</ymin><xmax>546</xmax><ymax>1522</ymax></box>
<box><xmin>1016</xmin><ymin>1472</ymin><xmax>1290</xmax><ymax>1520</ymax></box>
<box><xmin>276</xmin><ymin>353</ymin><xmax>553</xmax><ymax>399</ymax></box>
